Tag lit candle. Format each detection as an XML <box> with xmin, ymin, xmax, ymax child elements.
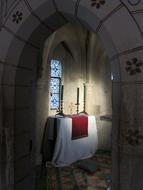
<box><xmin>77</xmin><ymin>87</ymin><xmax>79</xmax><ymax>104</ymax></box>
<box><xmin>61</xmin><ymin>85</ymin><xmax>64</xmax><ymax>101</ymax></box>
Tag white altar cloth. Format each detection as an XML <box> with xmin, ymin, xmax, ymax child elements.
<box><xmin>48</xmin><ymin>115</ymin><xmax>98</xmax><ymax>166</ymax></box>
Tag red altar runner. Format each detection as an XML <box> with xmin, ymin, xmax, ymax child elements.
<box><xmin>71</xmin><ymin>115</ymin><xmax>88</xmax><ymax>140</ymax></box>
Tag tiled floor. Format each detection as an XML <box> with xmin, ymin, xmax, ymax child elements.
<box><xmin>36</xmin><ymin>150</ymin><xmax>112</xmax><ymax>190</ymax></box>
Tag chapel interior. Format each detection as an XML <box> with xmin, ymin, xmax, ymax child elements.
<box><xmin>35</xmin><ymin>22</ymin><xmax>112</xmax><ymax>189</ymax></box>
<box><xmin>1</xmin><ymin>1</ymin><xmax>143</xmax><ymax>190</ymax></box>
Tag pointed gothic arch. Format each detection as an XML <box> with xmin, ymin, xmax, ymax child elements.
<box><xmin>0</xmin><ymin>1</ymin><xmax>143</xmax><ymax>190</ymax></box>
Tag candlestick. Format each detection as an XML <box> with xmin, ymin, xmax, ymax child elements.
<box><xmin>56</xmin><ymin>84</ymin><xmax>65</xmax><ymax>116</ymax></box>
<box><xmin>79</xmin><ymin>83</ymin><xmax>88</xmax><ymax>115</ymax></box>
<box><xmin>60</xmin><ymin>85</ymin><xmax>64</xmax><ymax>114</ymax></box>
<box><xmin>61</xmin><ymin>85</ymin><xmax>64</xmax><ymax>101</ymax></box>
<box><xmin>77</xmin><ymin>87</ymin><xmax>79</xmax><ymax>105</ymax></box>
<box><xmin>83</xmin><ymin>83</ymin><xmax>86</xmax><ymax>112</ymax></box>
<box><xmin>75</xmin><ymin>87</ymin><xmax>80</xmax><ymax>114</ymax></box>
<box><xmin>83</xmin><ymin>83</ymin><xmax>86</xmax><ymax>101</ymax></box>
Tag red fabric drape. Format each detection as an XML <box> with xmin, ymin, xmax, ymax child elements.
<box><xmin>71</xmin><ymin>115</ymin><xmax>88</xmax><ymax>140</ymax></box>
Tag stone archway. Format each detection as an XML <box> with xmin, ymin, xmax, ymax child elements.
<box><xmin>0</xmin><ymin>1</ymin><xmax>143</xmax><ymax>190</ymax></box>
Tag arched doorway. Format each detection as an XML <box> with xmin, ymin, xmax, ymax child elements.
<box><xmin>0</xmin><ymin>1</ymin><xmax>143</xmax><ymax>190</ymax></box>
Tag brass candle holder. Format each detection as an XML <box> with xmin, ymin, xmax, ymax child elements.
<box><xmin>56</xmin><ymin>85</ymin><xmax>65</xmax><ymax>116</ymax></box>
<box><xmin>56</xmin><ymin>101</ymin><xmax>65</xmax><ymax>116</ymax></box>
<box><xmin>79</xmin><ymin>83</ymin><xmax>88</xmax><ymax>115</ymax></box>
<box><xmin>75</xmin><ymin>102</ymin><xmax>80</xmax><ymax>114</ymax></box>
<box><xmin>75</xmin><ymin>87</ymin><xmax>80</xmax><ymax>114</ymax></box>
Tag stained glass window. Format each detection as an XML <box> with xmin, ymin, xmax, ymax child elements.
<box><xmin>50</xmin><ymin>78</ymin><xmax>60</xmax><ymax>94</ymax></box>
<box><xmin>50</xmin><ymin>60</ymin><xmax>61</xmax><ymax>110</ymax></box>
<box><xmin>51</xmin><ymin>60</ymin><xmax>61</xmax><ymax>77</ymax></box>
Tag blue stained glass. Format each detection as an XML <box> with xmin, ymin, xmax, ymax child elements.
<box><xmin>50</xmin><ymin>59</ymin><xmax>62</xmax><ymax>110</ymax></box>
<box><xmin>51</xmin><ymin>60</ymin><xmax>61</xmax><ymax>77</ymax></box>
<box><xmin>50</xmin><ymin>94</ymin><xmax>59</xmax><ymax>109</ymax></box>
<box><xmin>50</xmin><ymin>78</ymin><xmax>60</xmax><ymax>93</ymax></box>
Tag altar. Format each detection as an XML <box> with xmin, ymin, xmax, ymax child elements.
<box><xmin>41</xmin><ymin>115</ymin><xmax>98</xmax><ymax>167</ymax></box>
